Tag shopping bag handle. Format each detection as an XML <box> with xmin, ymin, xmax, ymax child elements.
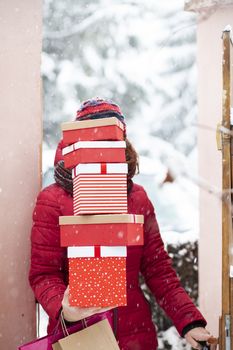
<box><xmin>60</xmin><ymin>311</ymin><xmax>69</xmax><ymax>337</ymax></box>
<box><xmin>60</xmin><ymin>310</ymin><xmax>87</xmax><ymax>337</ymax></box>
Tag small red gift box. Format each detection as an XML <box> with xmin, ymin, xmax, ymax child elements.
<box><xmin>72</xmin><ymin>163</ymin><xmax>128</xmax><ymax>215</ymax></box>
<box><xmin>69</xmin><ymin>257</ymin><xmax>127</xmax><ymax>307</ymax></box>
<box><xmin>59</xmin><ymin>214</ymin><xmax>144</xmax><ymax>246</ymax></box>
<box><xmin>61</xmin><ymin>117</ymin><xmax>125</xmax><ymax>145</ymax></box>
<box><xmin>62</xmin><ymin>141</ymin><xmax>126</xmax><ymax>169</ymax></box>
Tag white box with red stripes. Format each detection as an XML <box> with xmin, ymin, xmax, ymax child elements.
<box><xmin>72</xmin><ymin>163</ymin><xmax>128</xmax><ymax>215</ymax></box>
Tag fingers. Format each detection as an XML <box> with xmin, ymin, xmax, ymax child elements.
<box><xmin>208</xmin><ymin>336</ymin><xmax>218</xmax><ymax>350</ymax></box>
<box><xmin>80</xmin><ymin>306</ymin><xmax>115</xmax><ymax>317</ymax></box>
<box><xmin>193</xmin><ymin>329</ymin><xmax>211</xmax><ymax>342</ymax></box>
<box><xmin>210</xmin><ymin>344</ymin><xmax>217</xmax><ymax>350</ymax></box>
<box><xmin>81</xmin><ymin>307</ymin><xmax>102</xmax><ymax>317</ymax></box>
<box><xmin>62</xmin><ymin>285</ymin><xmax>69</xmax><ymax>299</ymax></box>
<box><xmin>186</xmin><ymin>327</ymin><xmax>212</xmax><ymax>342</ymax></box>
<box><xmin>185</xmin><ymin>328</ymin><xmax>218</xmax><ymax>350</ymax></box>
<box><xmin>95</xmin><ymin>306</ymin><xmax>116</xmax><ymax>313</ymax></box>
<box><xmin>207</xmin><ymin>337</ymin><xmax>218</xmax><ymax>345</ymax></box>
<box><xmin>64</xmin><ymin>286</ymin><xmax>69</xmax><ymax>295</ymax></box>
<box><xmin>196</xmin><ymin>334</ymin><xmax>212</xmax><ymax>342</ymax></box>
<box><xmin>61</xmin><ymin>286</ymin><xmax>115</xmax><ymax>322</ymax></box>
<box><xmin>61</xmin><ymin>286</ymin><xmax>69</xmax><ymax>306</ymax></box>
<box><xmin>185</xmin><ymin>334</ymin><xmax>202</xmax><ymax>350</ymax></box>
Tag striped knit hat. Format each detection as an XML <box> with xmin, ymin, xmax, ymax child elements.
<box><xmin>76</xmin><ymin>97</ymin><xmax>126</xmax><ymax>135</ymax></box>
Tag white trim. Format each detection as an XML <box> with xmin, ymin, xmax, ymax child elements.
<box><xmin>101</xmin><ymin>246</ymin><xmax>127</xmax><ymax>257</ymax></box>
<box><xmin>67</xmin><ymin>246</ymin><xmax>127</xmax><ymax>258</ymax></box>
<box><xmin>74</xmin><ymin>141</ymin><xmax>126</xmax><ymax>150</ymax></box>
<box><xmin>68</xmin><ymin>246</ymin><xmax>94</xmax><ymax>258</ymax></box>
<box><xmin>63</xmin><ymin>141</ymin><xmax>126</xmax><ymax>156</ymax></box>
<box><xmin>72</xmin><ymin>163</ymin><xmax>128</xmax><ymax>176</ymax></box>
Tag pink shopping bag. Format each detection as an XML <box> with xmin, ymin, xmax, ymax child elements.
<box><xmin>18</xmin><ymin>311</ymin><xmax>113</xmax><ymax>350</ymax></box>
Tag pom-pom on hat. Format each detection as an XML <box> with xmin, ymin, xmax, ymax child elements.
<box><xmin>76</xmin><ymin>97</ymin><xmax>126</xmax><ymax>135</ymax></box>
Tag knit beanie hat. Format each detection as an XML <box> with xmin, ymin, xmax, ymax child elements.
<box><xmin>76</xmin><ymin>97</ymin><xmax>126</xmax><ymax>135</ymax></box>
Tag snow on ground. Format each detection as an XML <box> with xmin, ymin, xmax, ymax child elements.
<box><xmin>158</xmin><ymin>327</ymin><xmax>191</xmax><ymax>350</ymax></box>
<box><xmin>38</xmin><ymin>306</ymin><xmax>48</xmax><ymax>337</ymax></box>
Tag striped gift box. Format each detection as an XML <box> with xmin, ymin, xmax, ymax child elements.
<box><xmin>72</xmin><ymin>163</ymin><xmax>128</xmax><ymax>215</ymax></box>
<box><xmin>73</xmin><ymin>174</ymin><xmax>127</xmax><ymax>214</ymax></box>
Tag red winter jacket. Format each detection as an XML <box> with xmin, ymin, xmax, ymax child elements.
<box><xmin>29</xmin><ymin>145</ymin><xmax>206</xmax><ymax>350</ymax></box>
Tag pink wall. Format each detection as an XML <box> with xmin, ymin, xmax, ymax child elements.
<box><xmin>0</xmin><ymin>1</ymin><xmax>42</xmax><ymax>348</ymax></box>
<box><xmin>197</xmin><ymin>6</ymin><xmax>233</xmax><ymax>335</ymax></box>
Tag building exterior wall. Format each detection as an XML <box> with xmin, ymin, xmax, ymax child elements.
<box><xmin>186</xmin><ymin>2</ymin><xmax>233</xmax><ymax>335</ymax></box>
<box><xmin>0</xmin><ymin>1</ymin><xmax>42</xmax><ymax>348</ymax></box>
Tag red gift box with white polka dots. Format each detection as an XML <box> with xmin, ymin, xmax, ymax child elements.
<box><xmin>68</xmin><ymin>246</ymin><xmax>127</xmax><ymax>307</ymax></box>
<box><xmin>69</xmin><ymin>257</ymin><xmax>127</xmax><ymax>307</ymax></box>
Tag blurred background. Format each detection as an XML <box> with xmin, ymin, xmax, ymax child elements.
<box><xmin>42</xmin><ymin>1</ymin><xmax>198</xmax><ymax>348</ymax></box>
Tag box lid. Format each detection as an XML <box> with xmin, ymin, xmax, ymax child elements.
<box><xmin>61</xmin><ymin>117</ymin><xmax>124</xmax><ymax>131</ymax></box>
<box><xmin>59</xmin><ymin>214</ymin><xmax>144</xmax><ymax>225</ymax></box>
<box><xmin>67</xmin><ymin>246</ymin><xmax>127</xmax><ymax>258</ymax></box>
<box><xmin>62</xmin><ymin>141</ymin><xmax>126</xmax><ymax>156</ymax></box>
<box><xmin>72</xmin><ymin>163</ymin><xmax>128</xmax><ymax>177</ymax></box>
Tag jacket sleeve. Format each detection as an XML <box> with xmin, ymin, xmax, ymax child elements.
<box><xmin>140</xmin><ymin>191</ymin><xmax>207</xmax><ymax>336</ymax></box>
<box><xmin>29</xmin><ymin>187</ymin><xmax>67</xmax><ymax>321</ymax></box>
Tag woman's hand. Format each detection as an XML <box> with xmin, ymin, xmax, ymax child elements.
<box><xmin>185</xmin><ymin>327</ymin><xmax>218</xmax><ymax>349</ymax></box>
<box><xmin>61</xmin><ymin>286</ymin><xmax>113</xmax><ymax>322</ymax></box>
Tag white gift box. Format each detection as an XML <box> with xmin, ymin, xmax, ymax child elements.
<box><xmin>67</xmin><ymin>246</ymin><xmax>127</xmax><ymax>258</ymax></box>
<box><xmin>72</xmin><ymin>163</ymin><xmax>128</xmax><ymax>178</ymax></box>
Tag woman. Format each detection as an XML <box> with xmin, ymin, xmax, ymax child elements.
<box><xmin>29</xmin><ymin>98</ymin><xmax>214</xmax><ymax>350</ymax></box>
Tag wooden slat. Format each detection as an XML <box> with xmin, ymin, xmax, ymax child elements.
<box><xmin>230</xmin><ymin>30</ymin><xmax>233</xmax><ymax>350</ymax></box>
<box><xmin>219</xmin><ymin>28</ymin><xmax>233</xmax><ymax>350</ymax></box>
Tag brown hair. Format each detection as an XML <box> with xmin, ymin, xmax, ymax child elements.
<box><xmin>125</xmin><ymin>138</ymin><xmax>139</xmax><ymax>179</ymax></box>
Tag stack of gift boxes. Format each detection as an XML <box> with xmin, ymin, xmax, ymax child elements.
<box><xmin>59</xmin><ymin>116</ymin><xmax>144</xmax><ymax>307</ymax></box>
